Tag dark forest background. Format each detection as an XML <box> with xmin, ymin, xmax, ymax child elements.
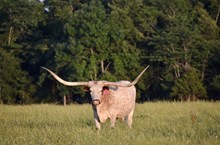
<box><xmin>0</xmin><ymin>0</ymin><xmax>220</xmax><ymax>104</ymax></box>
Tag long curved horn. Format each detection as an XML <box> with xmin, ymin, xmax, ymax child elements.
<box><xmin>41</xmin><ymin>67</ymin><xmax>89</xmax><ymax>86</ymax></box>
<box><xmin>103</xmin><ymin>65</ymin><xmax>149</xmax><ymax>87</ymax></box>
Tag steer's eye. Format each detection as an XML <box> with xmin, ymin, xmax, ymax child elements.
<box><xmin>83</xmin><ymin>86</ymin><xmax>90</xmax><ymax>92</ymax></box>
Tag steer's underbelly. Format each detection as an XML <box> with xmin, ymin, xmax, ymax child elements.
<box><xmin>116</xmin><ymin>105</ymin><xmax>134</xmax><ymax>118</ymax></box>
<box><xmin>96</xmin><ymin>104</ymin><xmax>134</xmax><ymax>122</ymax></box>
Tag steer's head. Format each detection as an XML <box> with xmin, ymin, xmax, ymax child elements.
<box><xmin>84</xmin><ymin>81</ymin><xmax>112</xmax><ymax>105</ymax></box>
<box><xmin>88</xmin><ymin>81</ymin><xmax>105</xmax><ymax>105</ymax></box>
<box><xmin>41</xmin><ymin>66</ymin><xmax>149</xmax><ymax>105</ymax></box>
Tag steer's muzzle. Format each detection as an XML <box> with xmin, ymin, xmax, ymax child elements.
<box><xmin>92</xmin><ymin>99</ymin><xmax>101</xmax><ymax>105</ymax></box>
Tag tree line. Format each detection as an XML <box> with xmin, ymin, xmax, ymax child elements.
<box><xmin>0</xmin><ymin>0</ymin><xmax>220</xmax><ymax>104</ymax></box>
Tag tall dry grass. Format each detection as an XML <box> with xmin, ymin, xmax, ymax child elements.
<box><xmin>0</xmin><ymin>102</ymin><xmax>219</xmax><ymax>145</ymax></box>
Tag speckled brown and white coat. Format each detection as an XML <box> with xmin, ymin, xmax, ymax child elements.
<box><xmin>90</xmin><ymin>81</ymin><xmax>136</xmax><ymax>129</ymax></box>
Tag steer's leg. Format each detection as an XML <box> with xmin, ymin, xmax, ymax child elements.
<box><xmin>110</xmin><ymin>115</ymin><xmax>116</xmax><ymax>128</ymax></box>
<box><xmin>95</xmin><ymin>117</ymin><xmax>101</xmax><ymax>130</ymax></box>
<box><xmin>92</xmin><ymin>106</ymin><xmax>101</xmax><ymax>130</ymax></box>
<box><xmin>126</xmin><ymin>108</ymin><xmax>134</xmax><ymax>128</ymax></box>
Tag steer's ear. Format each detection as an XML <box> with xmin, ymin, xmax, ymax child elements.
<box><xmin>102</xmin><ymin>86</ymin><xmax>110</xmax><ymax>95</ymax></box>
<box><xmin>83</xmin><ymin>86</ymin><xmax>90</xmax><ymax>92</ymax></box>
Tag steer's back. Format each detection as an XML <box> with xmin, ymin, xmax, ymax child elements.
<box><xmin>109</xmin><ymin>81</ymin><xmax>136</xmax><ymax>118</ymax></box>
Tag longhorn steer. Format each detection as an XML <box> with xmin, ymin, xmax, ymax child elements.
<box><xmin>41</xmin><ymin>66</ymin><xmax>149</xmax><ymax>129</ymax></box>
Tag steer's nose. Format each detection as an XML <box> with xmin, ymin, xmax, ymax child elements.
<box><xmin>92</xmin><ymin>99</ymin><xmax>101</xmax><ymax>105</ymax></box>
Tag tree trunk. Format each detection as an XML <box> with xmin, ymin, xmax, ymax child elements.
<box><xmin>216</xmin><ymin>5</ymin><xmax>220</xmax><ymax>24</ymax></box>
<box><xmin>0</xmin><ymin>86</ymin><xmax>2</xmax><ymax>104</ymax></box>
<box><xmin>201</xmin><ymin>51</ymin><xmax>209</xmax><ymax>81</ymax></box>
<box><xmin>8</xmin><ymin>27</ymin><xmax>13</xmax><ymax>45</ymax></box>
<box><xmin>201</xmin><ymin>60</ymin><xmax>206</xmax><ymax>81</ymax></box>
<box><xmin>63</xmin><ymin>95</ymin><xmax>66</xmax><ymax>106</ymax></box>
<box><xmin>0</xmin><ymin>65</ymin><xmax>2</xmax><ymax>104</ymax></box>
<box><xmin>98</xmin><ymin>61</ymin><xmax>110</xmax><ymax>79</ymax></box>
<box><xmin>101</xmin><ymin>61</ymin><xmax>104</xmax><ymax>74</ymax></box>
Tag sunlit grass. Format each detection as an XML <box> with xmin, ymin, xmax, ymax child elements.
<box><xmin>0</xmin><ymin>102</ymin><xmax>219</xmax><ymax>145</ymax></box>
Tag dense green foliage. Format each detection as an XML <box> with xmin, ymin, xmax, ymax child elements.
<box><xmin>0</xmin><ymin>102</ymin><xmax>220</xmax><ymax>145</ymax></box>
<box><xmin>0</xmin><ymin>0</ymin><xmax>220</xmax><ymax>104</ymax></box>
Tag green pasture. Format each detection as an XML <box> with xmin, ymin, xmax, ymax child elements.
<box><xmin>0</xmin><ymin>102</ymin><xmax>219</xmax><ymax>145</ymax></box>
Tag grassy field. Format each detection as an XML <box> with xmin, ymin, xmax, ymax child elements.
<box><xmin>0</xmin><ymin>102</ymin><xmax>219</xmax><ymax>145</ymax></box>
